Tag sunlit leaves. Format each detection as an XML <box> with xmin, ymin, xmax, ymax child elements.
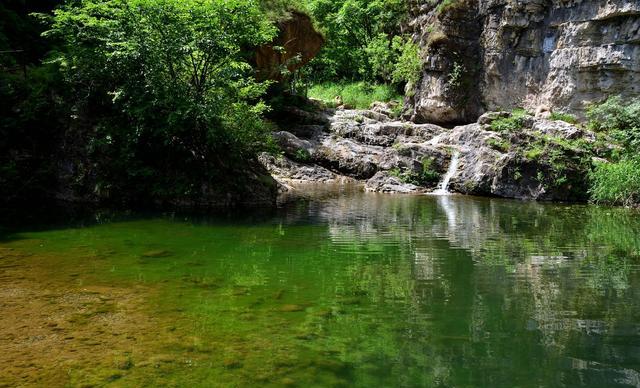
<box><xmin>44</xmin><ymin>0</ymin><xmax>278</xmax><ymax>200</ymax></box>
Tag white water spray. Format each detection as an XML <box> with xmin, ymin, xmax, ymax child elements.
<box><xmin>432</xmin><ymin>150</ymin><xmax>460</xmax><ymax>195</ymax></box>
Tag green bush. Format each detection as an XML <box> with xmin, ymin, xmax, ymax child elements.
<box><xmin>43</xmin><ymin>0</ymin><xmax>277</xmax><ymax>203</ymax></box>
<box><xmin>490</xmin><ymin>109</ymin><xmax>529</xmax><ymax>132</ymax></box>
<box><xmin>308</xmin><ymin>82</ymin><xmax>401</xmax><ymax>109</ymax></box>
<box><xmin>486</xmin><ymin>138</ymin><xmax>510</xmax><ymax>153</ymax></box>
<box><xmin>391</xmin><ymin>37</ymin><xmax>422</xmax><ymax>87</ymax></box>
<box><xmin>435</xmin><ymin>0</ymin><xmax>465</xmax><ymax>15</ymax></box>
<box><xmin>590</xmin><ymin>157</ymin><xmax>640</xmax><ymax>206</ymax></box>
<box><xmin>587</xmin><ymin>96</ymin><xmax>640</xmax><ymax>154</ymax></box>
<box><xmin>305</xmin><ymin>0</ymin><xmax>408</xmax><ymax>83</ymax></box>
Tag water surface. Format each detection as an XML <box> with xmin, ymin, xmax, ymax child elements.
<box><xmin>1</xmin><ymin>191</ymin><xmax>639</xmax><ymax>387</ymax></box>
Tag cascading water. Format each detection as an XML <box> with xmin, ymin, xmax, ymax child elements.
<box><xmin>431</xmin><ymin>150</ymin><xmax>460</xmax><ymax>195</ymax></box>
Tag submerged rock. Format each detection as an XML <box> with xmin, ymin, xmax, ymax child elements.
<box><xmin>140</xmin><ymin>250</ymin><xmax>172</xmax><ymax>258</ymax></box>
<box><xmin>278</xmin><ymin>304</ymin><xmax>306</xmax><ymax>313</ymax></box>
<box><xmin>223</xmin><ymin>358</ymin><xmax>243</xmax><ymax>369</ymax></box>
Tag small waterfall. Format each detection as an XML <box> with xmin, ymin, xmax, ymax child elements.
<box><xmin>432</xmin><ymin>151</ymin><xmax>460</xmax><ymax>195</ymax></box>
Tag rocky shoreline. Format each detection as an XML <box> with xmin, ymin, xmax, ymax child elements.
<box><xmin>262</xmin><ymin>103</ymin><xmax>598</xmax><ymax>202</ymax></box>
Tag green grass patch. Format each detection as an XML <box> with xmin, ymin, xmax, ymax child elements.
<box><xmin>550</xmin><ymin>112</ymin><xmax>578</xmax><ymax>124</ymax></box>
<box><xmin>435</xmin><ymin>0</ymin><xmax>465</xmax><ymax>15</ymax></box>
<box><xmin>587</xmin><ymin>96</ymin><xmax>640</xmax><ymax>155</ymax></box>
<box><xmin>486</xmin><ymin>138</ymin><xmax>510</xmax><ymax>153</ymax></box>
<box><xmin>490</xmin><ymin>108</ymin><xmax>530</xmax><ymax>132</ymax></box>
<box><xmin>308</xmin><ymin>82</ymin><xmax>402</xmax><ymax>110</ymax></box>
<box><xmin>590</xmin><ymin>157</ymin><xmax>640</xmax><ymax>206</ymax></box>
<box><xmin>524</xmin><ymin>147</ymin><xmax>544</xmax><ymax>161</ymax></box>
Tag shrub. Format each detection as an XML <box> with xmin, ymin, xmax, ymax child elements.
<box><xmin>550</xmin><ymin>112</ymin><xmax>578</xmax><ymax>124</ymax></box>
<box><xmin>43</xmin><ymin>0</ymin><xmax>277</xmax><ymax>203</ymax></box>
<box><xmin>590</xmin><ymin>157</ymin><xmax>640</xmax><ymax>206</ymax></box>
<box><xmin>294</xmin><ymin>148</ymin><xmax>311</xmax><ymax>162</ymax></box>
<box><xmin>435</xmin><ymin>0</ymin><xmax>466</xmax><ymax>15</ymax></box>
<box><xmin>391</xmin><ymin>36</ymin><xmax>422</xmax><ymax>87</ymax></box>
<box><xmin>490</xmin><ymin>109</ymin><xmax>529</xmax><ymax>132</ymax></box>
<box><xmin>389</xmin><ymin>157</ymin><xmax>441</xmax><ymax>186</ymax></box>
<box><xmin>447</xmin><ymin>62</ymin><xmax>465</xmax><ymax>90</ymax></box>
<box><xmin>587</xmin><ymin>96</ymin><xmax>640</xmax><ymax>154</ymax></box>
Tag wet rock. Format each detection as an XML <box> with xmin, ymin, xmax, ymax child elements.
<box><xmin>365</xmin><ymin>172</ymin><xmax>424</xmax><ymax>194</ymax></box>
<box><xmin>278</xmin><ymin>304</ymin><xmax>306</xmax><ymax>313</ymax></box>
<box><xmin>263</xmin><ymin>99</ymin><xmax>598</xmax><ymax>202</ymax></box>
<box><xmin>141</xmin><ymin>250</ymin><xmax>172</xmax><ymax>258</ymax></box>
<box><xmin>223</xmin><ymin>358</ymin><xmax>243</xmax><ymax>369</ymax></box>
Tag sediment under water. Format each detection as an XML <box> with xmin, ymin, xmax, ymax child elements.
<box><xmin>1</xmin><ymin>189</ymin><xmax>639</xmax><ymax>387</ymax></box>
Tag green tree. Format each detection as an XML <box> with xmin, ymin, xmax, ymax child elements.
<box><xmin>305</xmin><ymin>0</ymin><xmax>408</xmax><ymax>82</ymax></box>
<box><xmin>42</xmin><ymin>0</ymin><xmax>277</xmax><ymax>203</ymax></box>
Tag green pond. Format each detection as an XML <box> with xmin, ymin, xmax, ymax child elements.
<box><xmin>1</xmin><ymin>189</ymin><xmax>640</xmax><ymax>387</ymax></box>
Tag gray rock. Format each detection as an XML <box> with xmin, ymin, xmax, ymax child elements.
<box><xmin>272</xmin><ymin>131</ymin><xmax>315</xmax><ymax>157</ymax></box>
<box><xmin>365</xmin><ymin>172</ymin><xmax>425</xmax><ymax>194</ymax></box>
<box><xmin>407</xmin><ymin>0</ymin><xmax>640</xmax><ymax>124</ymax></box>
<box><xmin>263</xmin><ymin>105</ymin><xmax>597</xmax><ymax>202</ymax></box>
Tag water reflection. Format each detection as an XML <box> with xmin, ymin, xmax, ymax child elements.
<box><xmin>274</xmin><ymin>190</ymin><xmax>640</xmax><ymax>387</ymax></box>
<box><xmin>1</xmin><ymin>191</ymin><xmax>639</xmax><ymax>387</ymax></box>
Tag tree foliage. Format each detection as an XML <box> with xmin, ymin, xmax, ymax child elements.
<box><xmin>587</xmin><ymin>96</ymin><xmax>640</xmax><ymax>155</ymax></box>
<box><xmin>587</xmin><ymin>97</ymin><xmax>640</xmax><ymax>206</ymax></box>
<box><xmin>41</xmin><ymin>0</ymin><xmax>277</xmax><ymax>203</ymax></box>
<box><xmin>304</xmin><ymin>0</ymin><xmax>416</xmax><ymax>85</ymax></box>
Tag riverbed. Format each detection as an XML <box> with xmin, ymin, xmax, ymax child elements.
<box><xmin>1</xmin><ymin>189</ymin><xmax>639</xmax><ymax>387</ymax></box>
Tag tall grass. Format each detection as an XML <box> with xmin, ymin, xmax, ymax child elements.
<box><xmin>590</xmin><ymin>157</ymin><xmax>640</xmax><ymax>207</ymax></box>
<box><xmin>307</xmin><ymin>82</ymin><xmax>401</xmax><ymax>109</ymax></box>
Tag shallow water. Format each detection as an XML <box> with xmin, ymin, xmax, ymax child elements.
<box><xmin>1</xmin><ymin>190</ymin><xmax>640</xmax><ymax>387</ymax></box>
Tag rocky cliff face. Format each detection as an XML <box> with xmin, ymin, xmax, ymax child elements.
<box><xmin>256</xmin><ymin>12</ymin><xmax>324</xmax><ymax>81</ymax></box>
<box><xmin>408</xmin><ymin>0</ymin><xmax>640</xmax><ymax>124</ymax></box>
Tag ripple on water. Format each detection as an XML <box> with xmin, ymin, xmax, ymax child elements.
<box><xmin>1</xmin><ymin>193</ymin><xmax>640</xmax><ymax>386</ymax></box>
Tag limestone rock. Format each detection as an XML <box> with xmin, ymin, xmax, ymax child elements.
<box><xmin>408</xmin><ymin>0</ymin><xmax>640</xmax><ymax>124</ymax></box>
<box><xmin>365</xmin><ymin>172</ymin><xmax>425</xmax><ymax>194</ymax></box>
<box><xmin>262</xmin><ymin>103</ymin><xmax>597</xmax><ymax>202</ymax></box>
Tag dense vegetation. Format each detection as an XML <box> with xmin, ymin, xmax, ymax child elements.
<box><xmin>264</xmin><ymin>0</ymin><xmax>421</xmax><ymax>106</ymax></box>
<box><xmin>0</xmin><ymin>1</ymin><xmax>63</xmax><ymax>204</ymax></box>
<box><xmin>1</xmin><ymin>0</ymin><xmax>639</xmax><ymax>208</ymax></box>
<box><xmin>0</xmin><ymin>0</ymin><xmax>419</xmax><ymax>207</ymax></box>
<box><xmin>44</xmin><ymin>0</ymin><xmax>278</xmax><ymax>204</ymax></box>
<box><xmin>587</xmin><ymin>97</ymin><xmax>640</xmax><ymax>206</ymax></box>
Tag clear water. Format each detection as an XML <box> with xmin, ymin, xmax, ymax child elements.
<box><xmin>1</xmin><ymin>190</ymin><xmax>640</xmax><ymax>387</ymax></box>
